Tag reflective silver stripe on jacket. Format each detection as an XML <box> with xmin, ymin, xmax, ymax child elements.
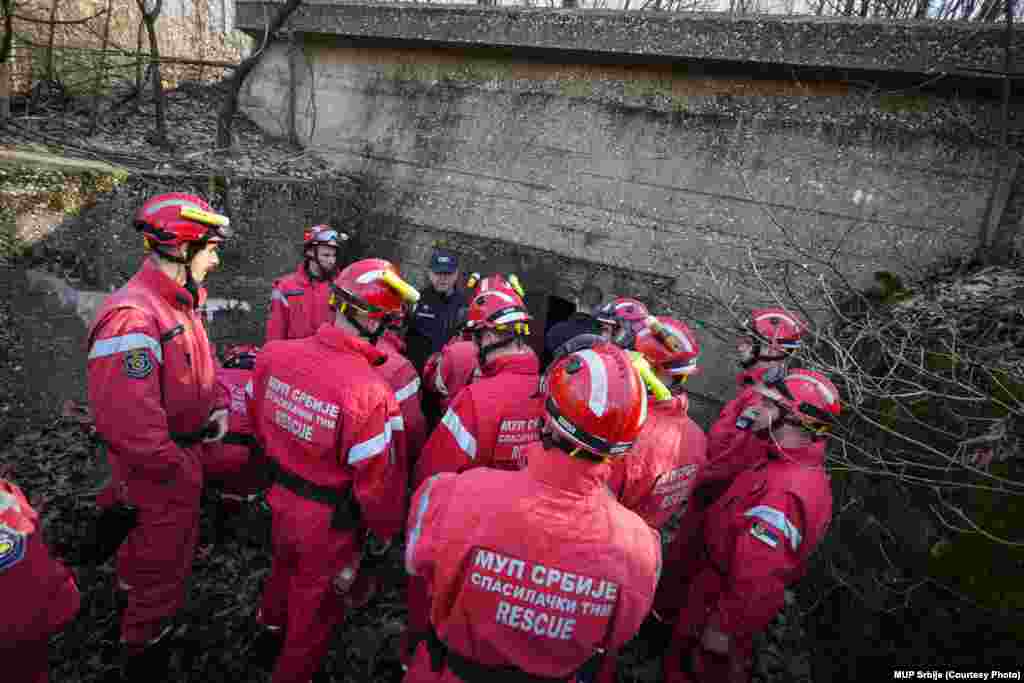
<box><xmin>88</xmin><ymin>333</ymin><xmax>164</xmax><ymax>364</ymax></box>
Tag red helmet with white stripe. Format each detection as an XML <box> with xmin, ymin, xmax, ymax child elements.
<box><xmin>544</xmin><ymin>342</ymin><xmax>648</xmax><ymax>459</ymax></box>
<box><xmin>634</xmin><ymin>316</ymin><xmax>700</xmax><ymax>380</ymax></box>
<box><xmin>134</xmin><ymin>193</ymin><xmax>230</xmax><ymax>249</ymax></box>
<box><xmin>465</xmin><ymin>289</ymin><xmax>532</xmax><ymax>336</ymax></box>
<box><xmin>595</xmin><ymin>297</ymin><xmax>649</xmax><ymax>348</ymax></box>
<box><xmin>756</xmin><ymin>367</ymin><xmax>840</xmax><ymax>437</ymax></box>
<box><xmin>740</xmin><ymin>307</ymin><xmax>808</xmax><ymax>366</ymax></box>
<box><xmin>470</xmin><ymin>273</ymin><xmax>526</xmax><ymax>300</ymax></box>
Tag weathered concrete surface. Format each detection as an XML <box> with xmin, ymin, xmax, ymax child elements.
<box><xmin>239</xmin><ymin>30</ymin><xmax>1009</xmax><ymax>401</ymax></box>
<box><xmin>236</xmin><ymin>2</ymin><xmax>1024</xmax><ymax>77</ymax></box>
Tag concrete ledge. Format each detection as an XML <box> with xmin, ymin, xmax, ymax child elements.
<box><xmin>236</xmin><ymin>1</ymin><xmax>1024</xmax><ymax>76</ymax></box>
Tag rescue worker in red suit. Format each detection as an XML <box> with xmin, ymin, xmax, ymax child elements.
<box><xmin>86</xmin><ymin>193</ymin><xmax>231</xmax><ymax>680</ymax></box>
<box><xmin>660</xmin><ymin>369</ymin><xmax>840</xmax><ymax>683</ymax></box>
<box><xmin>249</xmin><ymin>258</ymin><xmax>417</xmax><ymax>683</ymax></box>
<box><xmin>703</xmin><ymin>308</ymin><xmax>808</xmax><ymax>501</ymax></box>
<box><xmin>593</xmin><ymin>296</ymin><xmax>649</xmax><ymax>348</ymax></box>
<box><xmin>203</xmin><ymin>345</ymin><xmax>271</xmax><ymax>538</ymax></box>
<box><xmin>404</xmin><ymin>279</ymin><xmax>543</xmax><ymax>667</ymax></box>
<box><xmin>421</xmin><ymin>334</ymin><xmax>479</xmax><ymax>417</ymax></box>
<box><xmin>415</xmin><ymin>283</ymin><xmax>543</xmax><ymax>486</ymax></box>
<box><xmin>265</xmin><ymin>225</ymin><xmax>347</xmax><ymax>343</ymax></box>
<box><xmin>597</xmin><ymin>317</ymin><xmax>707</xmax><ymax>683</ymax></box>
<box><xmin>420</xmin><ymin>273</ymin><xmax>520</xmax><ymax>428</ymax></box>
<box><xmin>377</xmin><ymin>323</ymin><xmax>429</xmax><ymax>475</ymax></box>
<box><xmin>1</xmin><ymin>478</ymin><xmax>81</xmax><ymax>683</ymax></box>
<box><xmin>403</xmin><ymin>341</ymin><xmax>662</xmax><ymax>683</ymax></box>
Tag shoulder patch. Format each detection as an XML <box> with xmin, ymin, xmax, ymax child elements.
<box><xmin>123</xmin><ymin>349</ymin><xmax>155</xmax><ymax>379</ymax></box>
<box><xmin>750</xmin><ymin>521</ymin><xmax>780</xmax><ymax>549</ymax></box>
<box><xmin>0</xmin><ymin>524</ymin><xmax>27</xmax><ymax>572</ymax></box>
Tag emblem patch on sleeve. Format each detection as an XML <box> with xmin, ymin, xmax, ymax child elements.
<box><xmin>123</xmin><ymin>349</ymin><xmax>154</xmax><ymax>379</ymax></box>
<box><xmin>0</xmin><ymin>524</ymin><xmax>27</xmax><ymax>572</ymax></box>
<box><xmin>750</xmin><ymin>521</ymin><xmax>780</xmax><ymax>549</ymax></box>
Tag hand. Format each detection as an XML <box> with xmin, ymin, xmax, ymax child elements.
<box><xmin>366</xmin><ymin>533</ymin><xmax>393</xmax><ymax>558</ymax></box>
<box><xmin>203</xmin><ymin>409</ymin><xmax>229</xmax><ymax>443</ymax></box>
<box><xmin>701</xmin><ymin>624</ymin><xmax>731</xmax><ymax>655</ymax></box>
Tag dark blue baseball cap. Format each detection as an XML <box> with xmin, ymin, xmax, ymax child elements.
<box><xmin>430</xmin><ymin>248</ymin><xmax>459</xmax><ymax>273</ymax></box>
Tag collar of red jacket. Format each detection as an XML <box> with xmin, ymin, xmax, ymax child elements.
<box><xmin>138</xmin><ymin>257</ymin><xmax>207</xmax><ymax>310</ymax></box>
<box><xmin>378</xmin><ymin>330</ymin><xmax>406</xmax><ymax>354</ymax></box>
<box><xmin>481</xmin><ymin>348</ymin><xmax>539</xmax><ymax>377</ymax></box>
<box><xmin>768</xmin><ymin>440</ymin><xmax>826</xmax><ymax>468</ymax></box>
<box><xmin>526</xmin><ymin>442</ymin><xmax>612</xmax><ymax>495</ymax></box>
<box><xmin>736</xmin><ymin>364</ymin><xmax>776</xmax><ymax>388</ymax></box>
<box><xmin>651</xmin><ymin>393</ymin><xmax>688</xmax><ymax>417</ymax></box>
<box><xmin>314</xmin><ymin>323</ymin><xmax>388</xmax><ymax>365</ymax></box>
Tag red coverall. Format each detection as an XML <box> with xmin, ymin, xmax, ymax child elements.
<box><xmin>1</xmin><ymin>479</ymin><xmax>81</xmax><ymax>683</ymax></box>
<box><xmin>87</xmin><ymin>258</ymin><xmax>225</xmax><ymax>646</ymax></box>
<box><xmin>422</xmin><ymin>339</ymin><xmax>480</xmax><ymax>415</ymax></box>
<box><xmin>404</xmin><ymin>350</ymin><xmax>543</xmax><ymax>666</ymax></box>
<box><xmin>661</xmin><ymin>445</ymin><xmax>832</xmax><ymax>683</ymax></box>
<box><xmin>403</xmin><ymin>442</ymin><xmax>662</xmax><ymax>683</ymax></box>
<box><xmin>608</xmin><ymin>396</ymin><xmax>708</xmax><ymax>530</ymax></box>
<box><xmin>378</xmin><ymin>332</ymin><xmax>428</xmax><ymax>471</ymax></box>
<box><xmin>415</xmin><ymin>351</ymin><xmax>543</xmax><ymax>487</ymax></box>
<box><xmin>265</xmin><ymin>264</ymin><xmax>334</xmax><ymax>343</ymax></box>
<box><xmin>600</xmin><ymin>396</ymin><xmax>707</xmax><ymax>683</ymax></box>
<box><xmin>249</xmin><ymin>324</ymin><xmax>406</xmax><ymax>683</ymax></box>
<box><xmin>203</xmin><ymin>365</ymin><xmax>267</xmax><ymax>501</ymax></box>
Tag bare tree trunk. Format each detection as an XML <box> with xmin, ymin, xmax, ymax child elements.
<box><xmin>90</xmin><ymin>0</ymin><xmax>113</xmax><ymax>133</ymax></box>
<box><xmin>977</xmin><ymin>0</ymin><xmax>1018</xmax><ymax>264</ymax></box>
<box><xmin>45</xmin><ymin>0</ymin><xmax>58</xmax><ymax>80</ymax></box>
<box><xmin>136</xmin><ymin>0</ymin><xmax>167</xmax><ymax>147</ymax></box>
<box><xmin>0</xmin><ymin>0</ymin><xmax>12</xmax><ymax>124</ymax></box>
<box><xmin>216</xmin><ymin>0</ymin><xmax>303</xmax><ymax>152</ymax></box>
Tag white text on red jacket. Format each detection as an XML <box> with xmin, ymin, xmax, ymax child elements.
<box><xmin>266</xmin><ymin>375</ymin><xmax>341</xmax><ymax>443</ymax></box>
<box><xmin>467</xmin><ymin>548</ymin><xmax>618</xmax><ymax>641</ymax></box>
<box><xmin>651</xmin><ymin>463</ymin><xmax>699</xmax><ymax>511</ymax></box>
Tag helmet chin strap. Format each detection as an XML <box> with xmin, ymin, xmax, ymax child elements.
<box><xmin>153</xmin><ymin>243</ymin><xmax>200</xmax><ymax>305</ymax></box>
<box><xmin>476</xmin><ymin>334</ymin><xmax>517</xmax><ymax>367</ymax></box>
<box><xmin>340</xmin><ymin>303</ymin><xmax>386</xmax><ymax>344</ymax></box>
<box><xmin>305</xmin><ymin>254</ymin><xmax>336</xmax><ymax>282</ymax></box>
<box><xmin>541</xmin><ymin>429</ymin><xmax>606</xmax><ymax>463</ymax></box>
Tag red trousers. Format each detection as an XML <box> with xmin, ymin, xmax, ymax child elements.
<box><xmin>401</xmin><ymin>575</ymin><xmax>432</xmax><ymax>667</ymax></box>
<box><xmin>259</xmin><ymin>486</ymin><xmax>361</xmax><ymax>683</ymax></box>
<box><xmin>5</xmin><ymin>640</ymin><xmax>50</xmax><ymax>683</ymax></box>
<box><xmin>662</xmin><ymin>567</ymin><xmax>753</xmax><ymax>683</ymax></box>
<box><xmin>114</xmin><ymin>457</ymin><xmax>203</xmax><ymax>646</ymax></box>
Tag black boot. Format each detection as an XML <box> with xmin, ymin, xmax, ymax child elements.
<box><xmin>252</xmin><ymin>624</ymin><xmax>284</xmax><ymax>671</ymax></box>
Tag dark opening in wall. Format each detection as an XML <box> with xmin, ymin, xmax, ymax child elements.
<box><xmin>541</xmin><ymin>295</ymin><xmax>577</xmax><ymax>365</ymax></box>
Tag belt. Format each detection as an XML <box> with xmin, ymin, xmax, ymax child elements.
<box><xmin>426</xmin><ymin>626</ymin><xmax>574</xmax><ymax>683</ymax></box>
<box><xmin>222</xmin><ymin>432</ymin><xmax>259</xmax><ymax>449</ymax></box>
<box><xmin>268</xmin><ymin>461</ymin><xmax>363</xmax><ymax>530</ymax></box>
<box><xmin>170</xmin><ymin>423</ymin><xmax>217</xmax><ymax>448</ymax></box>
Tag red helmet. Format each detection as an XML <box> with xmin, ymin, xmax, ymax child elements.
<box><xmin>741</xmin><ymin>307</ymin><xmax>807</xmax><ymax>362</ymax></box>
<box><xmin>134</xmin><ymin>193</ymin><xmax>230</xmax><ymax>248</ymax></box>
<box><xmin>471</xmin><ymin>273</ymin><xmax>526</xmax><ymax>300</ymax></box>
<box><xmin>331</xmin><ymin>258</ymin><xmax>420</xmax><ymax>320</ymax></box>
<box><xmin>545</xmin><ymin>342</ymin><xmax>648</xmax><ymax>458</ymax></box>
<box><xmin>634</xmin><ymin>316</ymin><xmax>700</xmax><ymax>379</ymax></box>
<box><xmin>757</xmin><ymin>367</ymin><xmax>840</xmax><ymax>436</ymax></box>
<box><xmin>222</xmin><ymin>344</ymin><xmax>260</xmax><ymax>370</ymax></box>
<box><xmin>303</xmin><ymin>224</ymin><xmax>346</xmax><ymax>250</ymax></box>
<box><xmin>595</xmin><ymin>297</ymin><xmax>649</xmax><ymax>347</ymax></box>
<box><xmin>465</xmin><ymin>289</ymin><xmax>532</xmax><ymax>336</ymax></box>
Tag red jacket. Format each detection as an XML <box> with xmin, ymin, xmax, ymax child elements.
<box><xmin>87</xmin><ymin>258</ymin><xmax>224</xmax><ymax>487</ymax></box>
<box><xmin>377</xmin><ymin>333</ymin><xmax>428</xmax><ymax>467</ymax></box>
<box><xmin>405</xmin><ymin>443</ymin><xmax>662</xmax><ymax>680</ymax></box>
<box><xmin>265</xmin><ymin>264</ymin><xmax>334</xmax><ymax>343</ymax></box>
<box><xmin>0</xmin><ymin>479</ymin><xmax>80</xmax><ymax>647</ymax></box>
<box><xmin>698</xmin><ymin>444</ymin><xmax>832</xmax><ymax>637</ymax></box>
<box><xmin>249</xmin><ymin>324</ymin><xmax>406</xmax><ymax>540</ymax></box>
<box><xmin>415</xmin><ymin>350</ymin><xmax>542</xmax><ymax>487</ymax></box>
<box><xmin>608</xmin><ymin>396</ymin><xmax>707</xmax><ymax>530</ymax></box>
<box><xmin>203</xmin><ymin>365</ymin><xmax>256</xmax><ymax>480</ymax></box>
<box><xmin>422</xmin><ymin>339</ymin><xmax>480</xmax><ymax>413</ymax></box>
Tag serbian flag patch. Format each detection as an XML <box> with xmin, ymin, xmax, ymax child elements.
<box><xmin>750</xmin><ymin>521</ymin><xmax>780</xmax><ymax>549</ymax></box>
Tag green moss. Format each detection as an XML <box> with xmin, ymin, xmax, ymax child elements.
<box><xmin>624</xmin><ymin>77</ymin><xmax>674</xmax><ymax>100</ymax></box>
<box><xmin>559</xmin><ymin>78</ymin><xmax>593</xmax><ymax>99</ymax></box>
<box><xmin>384</xmin><ymin>58</ymin><xmax>511</xmax><ymax>86</ymax></box>
<box><xmin>879</xmin><ymin>94</ymin><xmax>931</xmax><ymax>114</ymax></box>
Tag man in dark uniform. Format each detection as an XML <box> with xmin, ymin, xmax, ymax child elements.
<box><xmin>406</xmin><ymin>248</ymin><xmax>468</xmax><ymax>372</ymax></box>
